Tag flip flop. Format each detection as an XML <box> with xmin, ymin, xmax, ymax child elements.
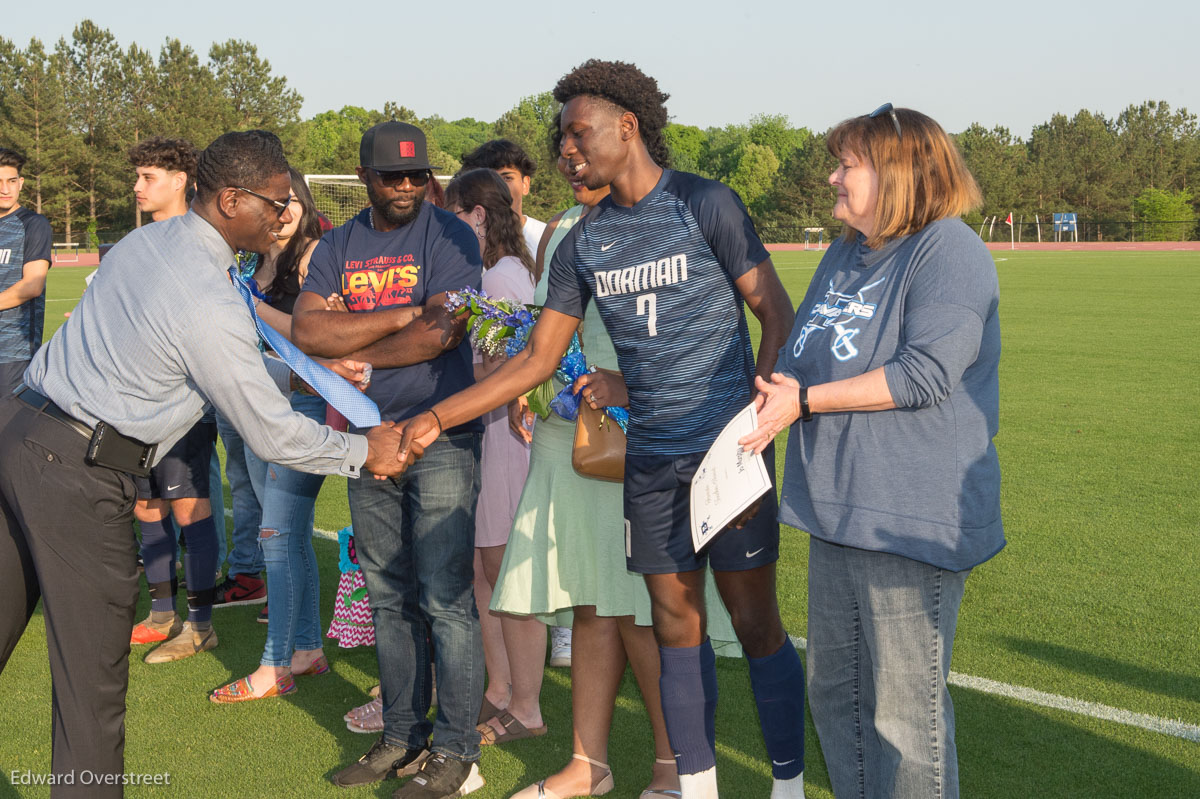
<box><xmin>476</xmin><ymin>710</ymin><xmax>548</xmax><ymax>745</ymax></box>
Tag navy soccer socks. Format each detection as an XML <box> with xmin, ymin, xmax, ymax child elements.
<box><xmin>140</xmin><ymin>518</ymin><xmax>177</xmax><ymax>614</ymax></box>
<box><xmin>180</xmin><ymin>517</ymin><xmax>218</xmax><ymax>625</ymax></box>
<box><xmin>747</xmin><ymin>636</ymin><xmax>805</xmax><ymax>780</ymax></box>
<box><xmin>659</xmin><ymin>639</ymin><xmax>718</xmax><ymax>775</ymax></box>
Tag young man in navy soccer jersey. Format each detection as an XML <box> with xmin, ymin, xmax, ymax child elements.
<box><xmin>0</xmin><ymin>148</ymin><xmax>52</xmax><ymax>396</ymax></box>
<box><xmin>398</xmin><ymin>60</ymin><xmax>806</xmax><ymax>799</ymax></box>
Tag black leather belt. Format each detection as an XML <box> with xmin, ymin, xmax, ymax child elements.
<box><xmin>15</xmin><ymin>384</ymin><xmax>156</xmax><ymax>476</ymax></box>
<box><xmin>15</xmin><ymin>385</ymin><xmax>94</xmax><ymax>439</ymax></box>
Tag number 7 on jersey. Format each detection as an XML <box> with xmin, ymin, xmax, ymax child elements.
<box><xmin>637</xmin><ymin>293</ymin><xmax>658</xmax><ymax>337</ymax></box>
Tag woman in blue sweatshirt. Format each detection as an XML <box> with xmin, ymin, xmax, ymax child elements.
<box><xmin>741</xmin><ymin>104</ymin><xmax>1003</xmax><ymax>799</ymax></box>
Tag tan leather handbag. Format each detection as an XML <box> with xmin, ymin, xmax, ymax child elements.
<box><xmin>572</xmin><ymin>400</ymin><xmax>626</xmax><ymax>482</ymax></box>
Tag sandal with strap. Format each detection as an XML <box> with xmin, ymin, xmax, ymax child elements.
<box><xmin>344</xmin><ymin>696</ymin><xmax>383</xmax><ymax>722</ymax></box>
<box><xmin>346</xmin><ymin>707</ymin><xmax>384</xmax><ymax>733</ymax></box>
<box><xmin>476</xmin><ymin>710</ymin><xmax>548</xmax><ymax>745</ymax></box>
<box><xmin>477</xmin><ymin>695</ymin><xmax>506</xmax><ymax>726</ymax></box>
<box><xmin>210</xmin><ymin>673</ymin><xmax>296</xmax><ymax>703</ymax></box>
<box><xmin>640</xmin><ymin>758</ymin><xmax>682</xmax><ymax>798</ymax></box>
<box><xmin>509</xmin><ymin>753</ymin><xmax>614</xmax><ymax>798</ymax></box>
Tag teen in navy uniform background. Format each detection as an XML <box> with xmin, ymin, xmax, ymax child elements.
<box><xmin>398</xmin><ymin>61</ymin><xmax>806</xmax><ymax>799</ymax></box>
<box><xmin>0</xmin><ymin>148</ymin><xmax>52</xmax><ymax>395</ymax></box>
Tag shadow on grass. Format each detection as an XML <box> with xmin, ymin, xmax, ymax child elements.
<box><xmin>996</xmin><ymin>634</ymin><xmax>1200</xmax><ymax>705</ymax></box>
<box><xmin>955</xmin><ymin>685</ymin><xmax>1200</xmax><ymax>797</ymax></box>
<box><xmin>198</xmin><ymin>546</ymin><xmax>403</xmax><ymax>793</ymax></box>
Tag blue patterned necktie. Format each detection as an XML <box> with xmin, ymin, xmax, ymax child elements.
<box><xmin>229</xmin><ymin>267</ymin><xmax>382</xmax><ymax>428</ymax></box>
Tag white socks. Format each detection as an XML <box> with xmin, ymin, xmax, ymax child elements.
<box><xmin>679</xmin><ymin>766</ymin><xmax>719</xmax><ymax>799</ymax></box>
<box><xmin>677</xmin><ymin>766</ymin><xmax>803</xmax><ymax>797</ymax></box>
<box><xmin>770</xmin><ymin>772</ymin><xmax>805</xmax><ymax>798</ymax></box>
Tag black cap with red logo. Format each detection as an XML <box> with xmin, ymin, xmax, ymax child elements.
<box><xmin>359</xmin><ymin>121</ymin><xmax>437</xmax><ymax>171</ymax></box>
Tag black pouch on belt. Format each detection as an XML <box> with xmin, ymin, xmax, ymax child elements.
<box><xmin>85</xmin><ymin>421</ymin><xmax>156</xmax><ymax>477</ymax></box>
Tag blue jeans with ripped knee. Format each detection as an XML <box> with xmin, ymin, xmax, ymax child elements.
<box><xmin>258</xmin><ymin>393</ymin><xmax>327</xmax><ymax>667</ymax></box>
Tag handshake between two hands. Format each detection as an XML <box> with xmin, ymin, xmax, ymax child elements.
<box><xmin>309</xmin><ymin>357</ymin><xmax>440</xmax><ymax>480</ymax></box>
<box><xmin>362</xmin><ymin>413</ymin><xmax>442</xmax><ymax>479</ymax></box>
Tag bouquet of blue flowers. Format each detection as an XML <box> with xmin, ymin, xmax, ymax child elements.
<box><xmin>445</xmin><ymin>287</ymin><xmax>628</xmax><ymax>431</ymax></box>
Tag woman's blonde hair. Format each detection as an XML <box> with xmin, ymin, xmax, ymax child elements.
<box><xmin>827</xmin><ymin>107</ymin><xmax>982</xmax><ymax>248</ymax></box>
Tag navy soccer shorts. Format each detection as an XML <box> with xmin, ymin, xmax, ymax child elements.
<box><xmin>623</xmin><ymin>443</ymin><xmax>779</xmax><ymax>574</ymax></box>
<box><xmin>134</xmin><ymin>419</ymin><xmax>216</xmax><ymax>500</ymax></box>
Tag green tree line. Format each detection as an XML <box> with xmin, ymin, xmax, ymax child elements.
<box><xmin>3</xmin><ymin>21</ymin><xmax>1198</xmax><ymax>243</ymax></box>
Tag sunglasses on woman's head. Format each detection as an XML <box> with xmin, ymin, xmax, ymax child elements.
<box><xmin>869</xmin><ymin>103</ymin><xmax>902</xmax><ymax>140</ymax></box>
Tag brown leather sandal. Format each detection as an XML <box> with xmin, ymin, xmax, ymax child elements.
<box><xmin>476</xmin><ymin>710</ymin><xmax>548</xmax><ymax>745</ymax></box>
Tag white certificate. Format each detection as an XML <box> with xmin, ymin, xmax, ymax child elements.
<box><xmin>690</xmin><ymin>402</ymin><xmax>773</xmax><ymax>553</ymax></box>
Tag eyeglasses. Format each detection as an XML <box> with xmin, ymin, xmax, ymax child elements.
<box><xmin>234</xmin><ymin>186</ymin><xmax>291</xmax><ymax>218</ymax></box>
<box><xmin>869</xmin><ymin>103</ymin><xmax>902</xmax><ymax>140</ymax></box>
<box><xmin>370</xmin><ymin>168</ymin><xmax>430</xmax><ymax>187</ymax></box>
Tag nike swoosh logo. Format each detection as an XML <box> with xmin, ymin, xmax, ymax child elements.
<box><xmin>600</xmin><ymin>241</ymin><xmax>618</xmax><ymax>251</ymax></box>
<box><xmin>772</xmin><ymin>758</ymin><xmax>796</xmax><ymax>767</ymax></box>
<box><xmin>746</xmin><ymin>547</ymin><xmax>765</xmax><ymax>558</ymax></box>
<box><xmin>167</xmin><ymin>484</ymin><xmax>182</xmax><ymax>491</ymax></box>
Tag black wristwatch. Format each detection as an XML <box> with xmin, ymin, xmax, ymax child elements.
<box><xmin>799</xmin><ymin>385</ymin><xmax>813</xmax><ymax>422</ymax></box>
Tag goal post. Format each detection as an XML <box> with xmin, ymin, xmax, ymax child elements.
<box><xmin>304</xmin><ymin>175</ymin><xmax>368</xmax><ymax>228</ymax></box>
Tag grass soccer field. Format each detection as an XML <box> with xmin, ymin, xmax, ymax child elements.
<box><xmin>2</xmin><ymin>250</ymin><xmax>1197</xmax><ymax>798</ymax></box>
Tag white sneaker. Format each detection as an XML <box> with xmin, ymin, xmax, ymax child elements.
<box><xmin>549</xmin><ymin>626</ymin><xmax>572</xmax><ymax>668</ymax></box>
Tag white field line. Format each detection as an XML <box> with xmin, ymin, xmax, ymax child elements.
<box><xmin>787</xmin><ymin>635</ymin><xmax>1200</xmax><ymax>743</ymax></box>
<box><xmin>221</xmin><ymin>509</ymin><xmax>1199</xmax><ymax>743</ymax></box>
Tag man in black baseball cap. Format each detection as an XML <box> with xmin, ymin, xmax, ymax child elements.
<box><xmin>291</xmin><ymin>120</ymin><xmax>486</xmax><ymax>797</ymax></box>
<box><xmin>360</xmin><ymin>121</ymin><xmax>439</xmax><ymax>172</ymax></box>
<box><xmin>356</xmin><ymin>121</ymin><xmax>437</xmax><ymax>227</ymax></box>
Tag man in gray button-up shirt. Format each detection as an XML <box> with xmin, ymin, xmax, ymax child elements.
<box><xmin>0</xmin><ymin>130</ymin><xmax>410</xmax><ymax>798</ymax></box>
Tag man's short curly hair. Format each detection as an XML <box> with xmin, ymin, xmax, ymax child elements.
<box><xmin>195</xmin><ymin>130</ymin><xmax>289</xmax><ymax>201</ymax></box>
<box><xmin>461</xmin><ymin>139</ymin><xmax>537</xmax><ymax>178</ymax></box>
<box><xmin>553</xmin><ymin>59</ymin><xmax>672</xmax><ymax>168</ymax></box>
<box><xmin>128</xmin><ymin>137</ymin><xmax>198</xmax><ymax>178</ymax></box>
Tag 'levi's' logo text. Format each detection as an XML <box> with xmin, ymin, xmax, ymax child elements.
<box><xmin>398</xmin><ymin>141</ymin><xmax>416</xmax><ymax>158</ymax></box>
<box><xmin>341</xmin><ymin>254</ymin><xmax>420</xmax><ymax>311</ymax></box>
<box><xmin>593</xmin><ymin>253</ymin><xmax>687</xmax><ymax>298</ymax></box>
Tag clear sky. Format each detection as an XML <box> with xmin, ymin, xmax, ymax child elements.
<box><xmin>6</xmin><ymin>0</ymin><xmax>1197</xmax><ymax>137</ymax></box>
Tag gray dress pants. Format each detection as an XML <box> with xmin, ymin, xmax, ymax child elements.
<box><xmin>0</xmin><ymin>395</ymin><xmax>139</xmax><ymax>798</ymax></box>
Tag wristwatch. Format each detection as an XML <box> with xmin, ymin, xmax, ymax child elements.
<box><xmin>799</xmin><ymin>385</ymin><xmax>813</xmax><ymax>422</ymax></box>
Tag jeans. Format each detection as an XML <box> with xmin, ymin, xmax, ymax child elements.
<box><xmin>258</xmin><ymin>394</ymin><xmax>327</xmax><ymax>666</ymax></box>
<box><xmin>215</xmin><ymin>412</ymin><xmax>265</xmax><ymax>576</ymax></box>
<box><xmin>349</xmin><ymin>432</ymin><xmax>483</xmax><ymax>761</ymax></box>
<box><xmin>806</xmin><ymin>536</ymin><xmax>969</xmax><ymax>799</ymax></box>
